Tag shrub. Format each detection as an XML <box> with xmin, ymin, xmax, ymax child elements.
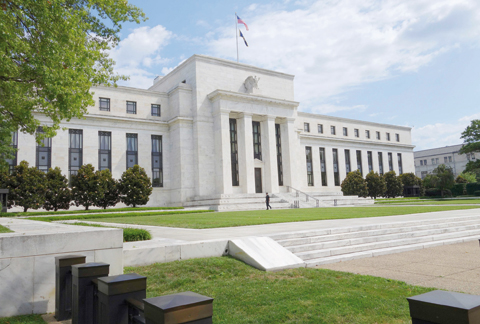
<box><xmin>118</xmin><ymin>165</ymin><xmax>153</xmax><ymax>207</ymax></box>
<box><xmin>432</xmin><ymin>164</ymin><xmax>455</xmax><ymax>197</ymax></box>
<box><xmin>71</xmin><ymin>164</ymin><xmax>99</xmax><ymax>210</ymax></box>
<box><xmin>7</xmin><ymin>161</ymin><xmax>47</xmax><ymax>212</ymax></box>
<box><xmin>95</xmin><ymin>169</ymin><xmax>119</xmax><ymax>209</ymax></box>
<box><xmin>460</xmin><ymin>171</ymin><xmax>478</xmax><ymax>183</ymax></box>
<box><xmin>455</xmin><ymin>175</ymin><xmax>468</xmax><ymax>183</ymax></box>
<box><xmin>383</xmin><ymin>171</ymin><xmax>403</xmax><ymax>198</ymax></box>
<box><xmin>123</xmin><ymin>228</ymin><xmax>152</xmax><ymax>242</ymax></box>
<box><xmin>425</xmin><ymin>188</ymin><xmax>442</xmax><ymax>197</ymax></box>
<box><xmin>466</xmin><ymin>182</ymin><xmax>480</xmax><ymax>195</ymax></box>
<box><xmin>365</xmin><ymin>171</ymin><xmax>386</xmax><ymax>199</ymax></box>
<box><xmin>340</xmin><ymin>170</ymin><xmax>368</xmax><ymax>198</ymax></box>
<box><xmin>451</xmin><ymin>183</ymin><xmax>466</xmax><ymax>197</ymax></box>
<box><xmin>475</xmin><ymin>191</ymin><xmax>480</xmax><ymax>197</ymax></box>
<box><xmin>44</xmin><ymin>167</ymin><xmax>71</xmax><ymax>211</ymax></box>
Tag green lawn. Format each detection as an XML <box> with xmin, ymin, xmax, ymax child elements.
<box><xmin>376</xmin><ymin>199</ymin><xmax>480</xmax><ymax>205</ymax></box>
<box><xmin>0</xmin><ymin>225</ymin><xmax>12</xmax><ymax>233</ymax></box>
<box><xmin>83</xmin><ymin>205</ymin><xmax>480</xmax><ymax>229</ymax></box>
<box><xmin>0</xmin><ymin>314</ymin><xmax>44</xmax><ymax>324</ymax></box>
<box><xmin>0</xmin><ymin>206</ymin><xmax>184</xmax><ymax>217</ymax></box>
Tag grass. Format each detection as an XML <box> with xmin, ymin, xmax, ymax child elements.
<box><xmin>0</xmin><ymin>315</ymin><xmax>44</xmax><ymax>324</ymax></box>
<box><xmin>125</xmin><ymin>257</ymin><xmax>432</xmax><ymax>324</ymax></box>
<box><xmin>70</xmin><ymin>222</ymin><xmax>152</xmax><ymax>242</ymax></box>
<box><xmin>375</xmin><ymin>198</ymin><xmax>480</xmax><ymax>205</ymax></box>
<box><xmin>0</xmin><ymin>206</ymin><xmax>184</xmax><ymax>217</ymax></box>
<box><xmin>26</xmin><ymin>209</ymin><xmax>213</xmax><ymax>222</ymax></box>
<box><xmin>0</xmin><ymin>225</ymin><xmax>12</xmax><ymax>233</ymax></box>
<box><xmin>82</xmin><ymin>205</ymin><xmax>480</xmax><ymax>229</ymax></box>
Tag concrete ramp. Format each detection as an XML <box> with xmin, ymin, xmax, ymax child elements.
<box><xmin>228</xmin><ymin>237</ymin><xmax>305</xmax><ymax>271</ymax></box>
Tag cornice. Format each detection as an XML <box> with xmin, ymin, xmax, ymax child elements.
<box><xmin>167</xmin><ymin>116</ymin><xmax>194</xmax><ymax>126</ymax></box>
<box><xmin>84</xmin><ymin>114</ymin><xmax>168</xmax><ymax>125</ymax></box>
<box><xmin>207</xmin><ymin>89</ymin><xmax>299</xmax><ymax>109</ymax></box>
<box><xmin>91</xmin><ymin>85</ymin><xmax>167</xmax><ymax>98</ymax></box>
<box><xmin>300</xmin><ymin>133</ymin><xmax>415</xmax><ymax>149</ymax></box>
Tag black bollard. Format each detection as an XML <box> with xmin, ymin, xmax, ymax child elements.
<box><xmin>55</xmin><ymin>255</ymin><xmax>86</xmax><ymax>321</ymax></box>
<box><xmin>96</xmin><ymin>273</ymin><xmax>147</xmax><ymax>324</ymax></box>
<box><xmin>71</xmin><ymin>262</ymin><xmax>110</xmax><ymax>324</ymax></box>
<box><xmin>144</xmin><ymin>291</ymin><xmax>214</xmax><ymax>324</ymax></box>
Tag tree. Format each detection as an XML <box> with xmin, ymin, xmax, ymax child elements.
<box><xmin>340</xmin><ymin>170</ymin><xmax>368</xmax><ymax>198</ymax></box>
<box><xmin>365</xmin><ymin>171</ymin><xmax>386</xmax><ymax>199</ymax></box>
<box><xmin>0</xmin><ymin>1</ymin><xmax>146</xmax><ymax>157</ymax></box>
<box><xmin>383</xmin><ymin>171</ymin><xmax>403</xmax><ymax>198</ymax></box>
<box><xmin>118</xmin><ymin>165</ymin><xmax>153</xmax><ymax>207</ymax></box>
<box><xmin>7</xmin><ymin>161</ymin><xmax>46</xmax><ymax>212</ymax></box>
<box><xmin>44</xmin><ymin>167</ymin><xmax>71</xmax><ymax>211</ymax></box>
<box><xmin>399</xmin><ymin>172</ymin><xmax>424</xmax><ymax>196</ymax></box>
<box><xmin>71</xmin><ymin>164</ymin><xmax>98</xmax><ymax>210</ymax></box>
<box><xmin>459</xmin><ymin>171</ymin><xmax>477</xmax><ymax>183</ymax></box>
<box><xmin>432</xmin><ymin>164</ymin><xmax>455</xmax><ymax>197</ymax></box>
<box><xmin>459</xmin><ymin>120</ymin><xmax>480</xmax><ymax>155</ymax></box>
<box><xmin>95</xmin><ymin>169</ymin><xmax>119</xmax><ymax>209</ymax></box>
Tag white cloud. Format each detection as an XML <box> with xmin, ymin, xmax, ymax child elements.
<box><xmin>412</xmin><ymin>112</ymin><xmax>480</xmax><ymax>150</ymax></box>
<box><xmin>109</xmin><ymin>25</ymin><xmax>173</xmax><ymax>88</ymax></box>
<box><xmin>207</xmin><ymin>0</ymin><xmax>480</xmax><ymax>113</ymax></box>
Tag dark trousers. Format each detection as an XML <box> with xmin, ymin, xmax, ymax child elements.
<box><xmin>266</xmin><ymin>201</ymin><xmax>272</xmax><ymax>210</ymax></box>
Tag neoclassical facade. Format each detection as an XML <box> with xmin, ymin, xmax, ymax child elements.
<box><xmin>7</xmin><ymin>55</ymin><xmax>415</xmax><ymax>206</ymax></box>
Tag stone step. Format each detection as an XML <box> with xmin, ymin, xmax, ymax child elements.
<box><xmin>296</xmin><ymin>228</ymin><xmax>480</xmax><ymax>260</ymax></box>
<box><xmin>268</xmin><ymin>215</ymin><xmax>480</xmax><ymax>241</ymax></box>
<box><xmin>305</xmin><ymin>235</ymin><xmax>480</xmax><ymax>267</ymax></box>
<box><xmin>187</xmin><ymin>193</ymin><xmax>266</xmax><ymax>201</ymax></box>
<box><xmin>183</xmin><ymin>197</ymin><xmax>285</xmax><ymax>207</ymax></box>
<box><xmin>216</xmin><ymin>202</ymin><xmax>291</xmax><ymax>211</ymax></box>
<box><xmin>277</xmin><ymin>218</ymin><xmax>480</xmax><ymax>247</ymax></box>
<box><xmin>287</xmin><ymin>223</ymin><xmax>480</xmax><ymax>253</ymax></box>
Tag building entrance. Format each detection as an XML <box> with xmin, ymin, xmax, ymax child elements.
<box><xmin>255</xmin><ymin>168</ymin><xmax>262</xmax><ymax>193</ymax></box>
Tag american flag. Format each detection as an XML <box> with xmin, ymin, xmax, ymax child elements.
<box><xmin>237</xmin><ymin>15</ymin><xmax>249</xmax><ymax>31</ymax></box>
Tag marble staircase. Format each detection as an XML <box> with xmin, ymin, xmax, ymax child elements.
<box><xmin>183</xmin><ymin>193</ymin><xmax>291</xmax><ymax>211</ymax></box>
<box><xmin>269</xmin><ymin>215</ymin><xmax>480</xmax><ymax>267</ymax></box>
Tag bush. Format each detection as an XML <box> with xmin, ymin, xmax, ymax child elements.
<box><xmin>118</xmin><ymin>165</ymin><xmax>153</xmax><ymax>207</ymax></box>
<box><xmin>475</xmin><ymin>191</ymin><xmax>480</xmax><ymax>197</ymax></box>
<box><xmin>425</xmin><ymin>188</ymin><xmax>442</xmax><ymax>197</ymax></box>
<box><xmin>383</xmin><ymin>171</ymin><xmax>403</xmax><ymax>198</ymax></box>
<box><xmin>44</xmin><ymin>167</ymin><xmax>71</xmax><ymax>211</ymax></box>
<box><xmin>451</xmin><ymin>183</ymin><xmax>466</xmax><ymax>196</ymax></box>
<box><xmin>95</xmin><ymin>169</ymin><xmax>119</xmax><ymax>209</ymax></box>
<box><xmin>7</xmin><ymin>161</ymin><xmax>47</xmax><ymax>212</ymax></box>
<box><xmin>71</xmin><ymin>164</ymin><xmax>98</xmax><ymax>210</ymax></box>
<box><xmin>123</xmin><ymin>228</ymin><xmax>152</xmax><ymax>242</ymax></box>
<box><xmin>455</xmin><ymin>175</ymin><xmax>468</xmax><ymax>183</ymax></box>
<box><xmin>460</xmin><ymin>171</ymin><xmax>478</xmax><ymax>183</ymax></box>
<box><xmin>466</xmin><ymin>182</ymin><xmax>480</xmax><ymax>195</ymax></box>
<box><xmin>341</xmin><ymin>170</ymin><xmax>368</xmax><ymax>197</ymax></box>
<box><xmin>365</xmin><ymin>171</ymin><xmax>386</xmax><ymax>199</ymax></box>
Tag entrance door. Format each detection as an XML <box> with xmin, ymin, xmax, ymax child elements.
<box><xmin>255</xmin><ymin>168</ymin><xmax>262</xmax><ymax>193</ymax></box>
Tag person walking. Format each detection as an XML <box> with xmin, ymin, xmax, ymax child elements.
<box><xmin>265</xmin><ymin>192</ymin><xmax>272</xmax><ymax>210</ymax></box>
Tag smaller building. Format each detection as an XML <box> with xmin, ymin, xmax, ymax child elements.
<box><xmin>414</xmin><ymin>144</ymin><xmax>475</xmax><ymax>178</ymax></box>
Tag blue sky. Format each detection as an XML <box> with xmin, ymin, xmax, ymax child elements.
<box><xmin>110</xmin><ymin>0</ymin><xmax>480</xmax><ymax>151</ymax></box>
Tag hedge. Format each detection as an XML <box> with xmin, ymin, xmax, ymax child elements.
<box><xmin>452</xmin><ymin>183</ymin><xmax>466</xmax><ymax>197</ymax></box>
<box><xmin>466</xmin><ymin>183</ymin><xmax>480</xmax><ymax>195</ymax></box>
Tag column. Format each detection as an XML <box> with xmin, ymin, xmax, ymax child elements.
<box><xmin>213</xmin><ymin>110</ymin><xmax>232</xmax><ymax>194</ymax></box>
<box><xmin>237</xmin><ymin>113</ymin><xmax>255</xmax><ymax>193</ymax></box>
<box><xmin>263</xmin><ymin>116</ymin><xmax>279</xmax><ymax>193</ymax></box>
<box><xmin>281</xmin><ymin>118</ymin><xmax>300</xmax><ymax>189</ymax></box>
<box><xmin>338</xmin><ymin>148</ymin><xmax>347</xmax><ymax>183</ymax></box>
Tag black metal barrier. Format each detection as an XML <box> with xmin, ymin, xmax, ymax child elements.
<box><xmin>55</xmin><ymin>255</ymin><xmax>214</xmax><ymax>324</ymax></box>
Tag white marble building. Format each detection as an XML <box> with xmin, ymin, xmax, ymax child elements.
<box><xmin>8</xmin><ymin>55</ymin><xmax>415</xmax><ymax>206</ymax></box>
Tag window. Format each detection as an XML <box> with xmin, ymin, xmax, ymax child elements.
<box><xmin>386</xmin><ymin>133</ymin><xmax>391</xmax><ymax>141</ymax></box>
<box><xmin>69</xmin><ymin>129</ymin><xmax>83</xmax><ymax>180</ymax></box>
<box><xmin>98</xmin><ymin>131</ymin><xmax>111</xmax><ymax>171</ymax></box>
<box><xmin>99</xmin><ymin>98</ymin><xmax>110</xmax><ymax>111</ymax></box>
<box><xmin>304</xmin><ymin>123</ymin><xmax>310</xmax><ymax>132</ymax></box>
<box><xmin>306</xmin><ymin>146</ymin><xmax>314</xmax><ymax>186</ymax></box>
<box><xmin>356</xmin><ymin>150</ymin><xmax>363</xmax><ymax>176</ymax></box>
<box><xmin>126</xmin><ymin>101</ymin><xmax>137</xmax><ymax>114</ymax></box>
<box><xmin>388</xmin><ymin>153</ymin><xmax>393</xmax><ymax>171</ymax></box>
<box><xmin>354</xmin><ymin>129</ymin><xmax>359</xmax><ymax>137</ymax></box>
<box><xmin>126</xmin><ymin>133</ymin><xmax>138</xmax><ymax>169</ymax></box>
<box><xmin>378</xmin><ymin>152</ymin><xmax>384</xmax><ymax>175</ymax></box>
<box><xmin>252</xmin><ymin>121</ymin><xmax>262</xmax><ymax>160</ymax></box>
<box><xmin>36</xmin><ymin>127</ymin><xmax>51</xmax><ymax>173</ymax></box>
<box><xmin>436</xmin><ymin>158</ymin><xmax>439</xmax><ymax>164</ymax></box>
<box><xmin>345</xmin><ymin>149</ymin><xmax>351</xmax><ymax>175</ymax></box>
<box><xmin>395</xmin><ymin>133</ymin><xmax>400</xmax><ymax>142</ymax></box>
<box><xmin>398</xmin><ymin>153</ymin><xmax>403</xmax><ymax>175</ymax></box>
<box><xmin>421</xmin><ymin>171</ymin><xmax>428</xmax><ymax>179</ymax></box>
<box><xmin>151</xmin><ymin>135</ymin><xmax>163</xmax><ymax>187</ymax></box>
<box><xmin>230</xmin><ymin>119</ymin><xmax>239</xmax><ymax>186</ymax></box>
<box><xmin>449</xmin><ymin>156</ymin><xmax>452</xmax><ymax>162</ymax></box>
<box><xmin>318</xmin><ymin>124</ymin><xmax>323</xmax><ymax>134</ymax></box>
<box><xmin>472</xmin><ymin>153</ymin><xmax>476</xmax><ymax>160</ymax></box>
<box><xmin>376</xmin><ymin>131</ymin><xmax>381</xmax><ymax>140</ymax></box>
<box><xmin>343</xmin><ymin>127</ymin><xmax>348</xmax><ymax>136</ymax></box>
<box><xmin>320</xmin><ymin>147</ymin><xmax>327</xmax><ymax>186</ymax></box>
<box><xmin>333</xmin><ymin>148</ymin><xmax>340</xmax><ymax>186</ymax></box>
<box><xmin>365</xmin><ymin>130</ymin><xmax>370</xmax><ymax>139</ymax></box>
<box><xmin>420</xmin><ymin>160</ymin><xmax>423</xmax><ymax>166</ymax></box>
<box><xmin>444</xmin><ymin>157</ymin><xmax>448</xmax><ymax>163</ymax></box>
<box><xmin>367</xmin><ymin>151</ymin><xmax>373</xmax><ymax>172</ymax></box>
<box><xmin>331</xmin><ymin>126</ymin><xmax>336</xmax><ymax>135</ymax></box>
<box><xmin>431</xmin><ymin>158</ymin><xmax>435</xmax><ymax>165</ymax></box>
<box><xmin>424</xmin><ymin>159</ymin><xmax>427</xmax><ymax>165</ymax></box>
<box><xmin>151</xmin><ymin>104</ymin><xmax>161</xmax><ymax>116</ymax></box>
<box><xmin>6</xmin><ymin>131</ymin><xmax>18</xmax><ymax>174</ymax></box>
<box><xmin>275</xmin><ymin>124</ymin><xmax>283</xmax><ymax>186</ymax></box>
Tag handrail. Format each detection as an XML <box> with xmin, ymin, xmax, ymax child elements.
<box><xmin>286</xmin><ymin>186</ymin><xmax>320</xmax><ymax>208</ymax></box>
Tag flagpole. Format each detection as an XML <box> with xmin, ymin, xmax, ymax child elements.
<box><xmin>235</xmin><ymin>12</ymin><xmax>239</xmax><ymax>62</ymax></box>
